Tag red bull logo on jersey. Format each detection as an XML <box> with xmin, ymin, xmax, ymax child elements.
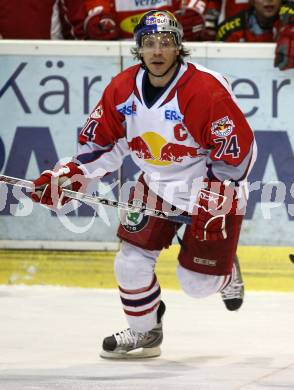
<box><xmin>159</xmin><ymin>143</ymin><xmax>198</xmax><ymax>162</ymax></box>
<box><xmin>128</xmin><ymin>136</ymin><xmax>154</xmax><ymax>160</ymax></box>
<box><xmin>211</xmin><ymin>116</ymin><xmax>235</xmax><ymax>137</ymax></box>
<box><xmin>128</xmin><ymin>132</ymin><xmax>202</xmax><ymax>166</ymax></box>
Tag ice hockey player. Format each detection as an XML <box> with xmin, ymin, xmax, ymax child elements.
<box><xmin>31</xmin><ymin>10</ymin><xmax>256</xmax><ymax>359</ymax></box>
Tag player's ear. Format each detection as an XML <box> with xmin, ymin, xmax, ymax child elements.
<box><xmin>176</xmin><ymin>44</ymin><xmax>183</xmax><ymax>56</ymax></box>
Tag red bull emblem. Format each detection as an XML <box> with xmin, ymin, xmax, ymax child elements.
<box><xmin>128</xmin><ymin>135</ymin><xmax>204</xmax><ymax>164</ymax></box>
<box><xmin>159</xmin><ymin>143</ymin><xmax>199</xmax><ymax>162</ymax></box>
<box><xmin>146</xmin><ymin>12</ymin><xmax>168</xmax><ymax>25</ymax></box>
<box><xmin>128</xmin><ymin>136</ymin><xmax>155</xmax><ymax>160</ymax></box>
<box><xmin>153</xmin><ymin>12</ymin><xmax>167</xmax><ymax>18</ymax></box>
<box><xmin>211</xmin><ymin>116</ymin><xmax>235</xmax><ymax>137</ymax></box>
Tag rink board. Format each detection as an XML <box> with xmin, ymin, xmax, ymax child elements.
<box><xmin>0</xmin><ymin>245</ymin><xmax>294</xmax><ymax>291</ymax></box>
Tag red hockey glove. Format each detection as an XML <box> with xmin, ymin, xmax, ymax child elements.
<box><xmin>31</xmin><ymin>162</ymin><xmax>86</xmax><ymax>209</ymax></box>
<box><xmin>274</xmin><ymin>25</ymin><xmax>294</xmax><ymax>70</ymax></box>
<box><xmin>192</xmin><ymin>181</ymin><xmax>237</xmax><ymax>241</ymax></box>
<box><xmin>85</xmin><ymin>7</ymin><xmax>119</xmax><ymax>40</ymax></box>
<box><xmin>175</xmin><ymin>8</ymin><xmax>205</xmax><ymax>41</ymax></box>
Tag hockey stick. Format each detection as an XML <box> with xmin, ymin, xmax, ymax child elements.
<box><xmin>0</xmin><ymin>174</ymin><xmax>192</xmax><ymax>225</ymax></box>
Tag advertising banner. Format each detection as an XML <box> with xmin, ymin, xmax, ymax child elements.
<box><xmin>1</xmin><ymin>42</ymin><xmax>294</xmax><ymax>247</ymax></box>
<box><xmin>0</xmin><ymin>42</ymin><xmax>121</xmax><ymax>247</ymax></box>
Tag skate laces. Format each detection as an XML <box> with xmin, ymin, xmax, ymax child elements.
<box><xmin>221</xmin><ymin>265</ymin><xmax>243</xmax><ymax>300</ymax></box>
<box><xmin>114</xmin><ymin>328</ymin><xmax>147</xmax><ymax>348</ymax></box>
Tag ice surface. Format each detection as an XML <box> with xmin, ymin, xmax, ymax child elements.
<box><xmin>0</xmin><ymin>286</ymin><xmax>293</xmax><ymax>390</ymax></box>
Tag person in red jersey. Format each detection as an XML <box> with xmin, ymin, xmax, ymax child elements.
<box><xmin>216</xmin><ymin>0</ymin><xmax>294</xmax><ymax>70</ymax></box>
<box><xmin>274</xmin><ymin>0</ymin><xmax>294</xmax><ymax>70</ymax></box>
<box><xmin>203</xmin><ymin>0</ymin><xmax>251</xmax><ymax>40</ymax></box>
<box><xmin>216</xmin><ymin>0</ymin><xmax>281</xmax><ymax>42</ymax></box>
<box><xmin>83</xmin><ymin>0</ymin><xmax>207</xmax><ymax>40</ymax></box>
<box><xmin>30</xmin><ymin>11</ymin><xmax>256</xmax><ymax>358</ymax></box>
<box><xmin>0</xmin><ymin>0</ymin><xmax>89</xmax><ymax>39</ymax></box>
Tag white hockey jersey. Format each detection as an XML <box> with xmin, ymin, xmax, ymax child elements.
<box><xmin>75</xmin><ymin>62</ymin><xmax>256</xmax><ymax>212</ymax></box>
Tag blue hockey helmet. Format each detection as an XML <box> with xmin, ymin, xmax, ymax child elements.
<box><xmin>134</xmin><ymin>10</ymin><xmax>183</xmax><ymax>47</ymax></box>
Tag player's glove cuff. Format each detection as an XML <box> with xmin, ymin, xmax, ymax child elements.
<box><xmin>191</xmin><ymin>181</ymin><xmax>237</xmax><ymax>241</ymax></box>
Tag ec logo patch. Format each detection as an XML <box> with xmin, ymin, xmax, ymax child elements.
<box><xmin>211</xmin><ymin>116</ymin><xmax>235</xmax><ymax>137</ymax></box>
<box><xmin>123</xmin><ymin>199</ymin><xmax>149</xmax><ymax>233</ymax></box>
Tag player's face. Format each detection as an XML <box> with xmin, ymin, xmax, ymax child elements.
<box><xmin>140</xmin><ymin>33</ymin><xmax>180</xmax><ymax>78</ymax></box>
<box><xmin>253</xmin><ymin>0</ymin><xmax>281</xmax><ymax>20</ymax></box>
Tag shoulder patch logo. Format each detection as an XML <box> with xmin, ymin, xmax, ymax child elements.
<box><xmin>211</xmin><ymin>116</ymin><xmax>235</xmax><ymax>137</ymax></box>
<box><xmin>91</xmin><ymin>105</ymin><xmax>104</xmax><ymax>119</ymax></box>
<box><xmin>91</xmin><ymin>105</ymin><xmax>103</xmax><ymax>119</ymax></box>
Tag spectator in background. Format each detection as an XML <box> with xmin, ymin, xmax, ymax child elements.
<box><xmin>84</xmin><ymin>0</ymin><xmax>206</xmax><ymax>41</ymax></box>
<box><xmin>216</xmin><ymin>0</ymin><xmax>281</xmax><ymax>42</ymax></box>
<box><xmin>204</xmin><ymin>0</ymin><xmax>251</xmax><ymax>40</ymax></box>
<box><xmin>216</xmin><ymin>0</ymin><xmax>294</xmax><ymax>70</ymax></box>
<box><xmin>0</xmin><ymin>0</ymin><xmax>88</xmax><ymax>39</ymax></box>
<box><xmin>275</xmin><ymin>0</ymin><xmax>294</xmax><ymax>70</ymax></box>
<box><xmin>203</xmin><ymin>0</ymin><xmax>251</xmax><ymax>41</ymax></box>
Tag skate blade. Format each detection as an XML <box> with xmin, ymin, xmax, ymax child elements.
<box><xmin>100</xmin><ymin>346</ymin><xmax>161</xmax><ymax>359</ymax></box>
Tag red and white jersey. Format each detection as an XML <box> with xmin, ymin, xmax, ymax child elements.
<box><xmin>76</xmin><ymin>62</ymin><xmax>256</xmax><ymax>212</ymax></box>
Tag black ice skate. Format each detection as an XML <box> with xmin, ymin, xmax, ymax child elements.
<box><xmin>221</xmin><ymin>255</ymin><xmax>244</xmax><ymax>311</ymax></box>
<box><xmin>100</xmin><ymin>301</ymin><xmax>165</xmax><ymax>359</ymax></box>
